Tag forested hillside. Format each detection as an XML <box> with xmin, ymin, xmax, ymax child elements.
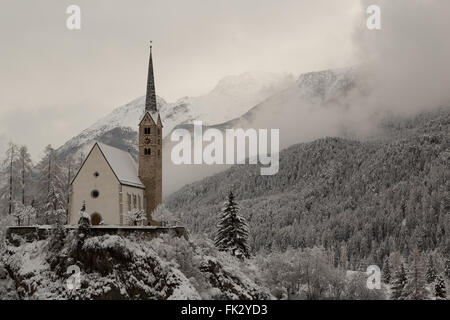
<box><xmin>166</xmin><ymin>107</ymin><xmax>450</xmax><ymax>269</ymax></box>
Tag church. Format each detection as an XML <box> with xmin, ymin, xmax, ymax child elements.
<box><xmin>68</xmin><ymin>45</ymin><xmax>163</xmax><ymax>226</ymax></box>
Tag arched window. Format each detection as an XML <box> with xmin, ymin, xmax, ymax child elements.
<box><xmin>144</xmin><ymin>148</ymin><xmax>151</xmax><ymax>156</ymax></box>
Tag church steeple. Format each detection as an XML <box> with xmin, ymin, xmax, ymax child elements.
<box><xmin>145</xmin><ymin>42</ymin><xmax>157</xmax><ymax>112</ymax></box>
<box><xmin>139</xmin><ymin>42</ymin><xmax>163</xmax><ymax>225</ymax></box>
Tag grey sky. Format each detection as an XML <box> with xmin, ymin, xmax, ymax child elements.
<box><xmin>0</xmin><ymin>0</ymin><xmax>362</xmax><ymax>159</ymax></box>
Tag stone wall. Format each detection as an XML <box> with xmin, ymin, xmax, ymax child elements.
<box><xmin>6</xmin><ymin>225</ymin><xmax>188</xmax><ymax>246</ymax></box>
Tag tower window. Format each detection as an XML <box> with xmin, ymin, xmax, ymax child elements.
<box><xmin>144</xmin><ymin>148</ymin><xmax>151</xmax><ymax>155</ymax></box>
<box><xmin>158</xmin><ymin>139</ymin><xmax>160</xmax><ymax>145</ymax></box>
<box><xmin>144</xmin><ymin>127</ymin><xmax>151</xmax><ymax>135</ymax></box>
<box><xmin>91</xmin><ymin>190</ymin><xmax>100</xmax><ymax>199</ymax></box>
<box><xmin>93</xmin><ymin>172</ymin><xmax>100</xmax><ymax>178</ymax></box>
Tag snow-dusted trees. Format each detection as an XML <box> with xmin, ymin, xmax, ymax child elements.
<box><xmin>152</xmin><ymin>204</ymin><xmax>180</xmax><ymax>226</ymax></box>
<box><xmin>11</xmin><ymin>201</ymin><xmax>36</xmax><ymax>226</ymax></box>
<box><xmin>78</xmin><ymin>201</ymin><xmax>91</xmax><ymax>230</ymax></box>
<box><xmin>434</xmin><ymin>274</ymin><xmax>447</xmax><ymax>300</ymax></box>
<box><xmin>63</xmin><ymin>156</ymin><xmax>76</xmax><ymax>216</ymax></box>
<box><xmin>391</xmin><ymin>263</ymin><xmax>407</xmax><ymax>299</ymax></box>
<box><xmin>124</xmin><ymin>209</ymin><xmax>147</xmax><ymax>226</ymax></box>
<box><xmin>444</xmin><ymin>258</ymin><xmax>450</xmax><ymax>280</ymax></box>
<box><xmin>403</xmin><ymin>251</ymin><xmax>427</xmax><ymax>300</ymax></box>
<box><xmin>36</xmin><ymin>145</ymin><xmax>66</xmax><ymax>224</ymax></box>
<box><xmin>17</xmin><ymin>146</ymin><xmax>33</xmax><ymax>206</ymax></box>
<box><xmin>425</xmin><ymin>255</ymin><xmax>437</xmax><ymax>284</ymax></box>
<box><xmin>382</xmin><ymin>257</ymin><xmax>392</xmax><ymax>284</ymax></box>
<box><xmin>0</xmin><ymin>142</ymin><xmax>19</xmax><ymax>215</ymax></box>
<box><xmin>214</xmin><ymin>191</ymin><xmax>250</xmax><ymax>260</ymax></box>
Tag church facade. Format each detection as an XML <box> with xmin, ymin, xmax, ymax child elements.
<box><xmin>68</xmin><ymin>45</ymin><xmax>163</xmax><ymax>226</ymax></box>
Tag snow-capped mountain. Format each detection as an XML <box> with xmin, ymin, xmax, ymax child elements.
<box><xmin>57</xmin><ymin>71</ymin><xmax>294</xmax><ymax>160</ymax></box>
<box><xmin>58</xmin><ymin>67</ymin><xmax>360</xmax><ymax>195</ymax></box>
<box><xmin>161</xmin><ymin>67</ymin><xmax>360</xmax><ymax>194</ymax></box>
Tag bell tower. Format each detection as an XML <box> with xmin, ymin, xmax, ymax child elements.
<box><xmin>139</xmin><ymin>43</ymin><xmax>163</xmax><ymax>225</ymax></box>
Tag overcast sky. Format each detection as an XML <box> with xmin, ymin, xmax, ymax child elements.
<box><xmin>0</xmin><ymin>0</ymin><xmax>363</xmax><ymax>159</ymax></box>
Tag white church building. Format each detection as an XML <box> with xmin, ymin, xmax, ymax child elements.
<box><xmin>68</xmin><ymin>44</ymin><xmax>163</xmax><ymax>226</ymax></box>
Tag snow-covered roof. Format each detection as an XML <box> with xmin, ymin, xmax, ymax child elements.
<box><xmin>96</xmin><ymin>143</ymin><xmax>145</xmax><ymax>189</ymax></box>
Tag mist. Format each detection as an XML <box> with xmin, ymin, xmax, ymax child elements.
<box><xmin>162</xmin><ymin>0</ymin><xmax>450</xmax><ymax>195</ymax></box>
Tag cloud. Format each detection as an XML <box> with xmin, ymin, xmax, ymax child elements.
<box><xmin>353</xmin><ymin>0</ymin><xmax>450</xmax><ymax>115</ymax></box>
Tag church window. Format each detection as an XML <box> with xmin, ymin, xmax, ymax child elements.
<box><xmin>93</xmin><ymin>172</ymin><xmax>99</xmax><ymax>177</ymax></box>
<box><xmin>138</xmin><ymin>196</ymin><xmax>141</xmax><ymax>210</ymax></box>
<box><xmin>127</xmin><ymin>194</ymin><xmax>131</xmax><ymax>211</ymax></box>
<box><xmin>133</xmin><ymin>195</ymin><xmax>137</xmax><ymax>209</ymax></box>
<box><xmin>144</xmin><ymin>148</ymin><xmax>151</xmax><ymax>156</ymax></box>
<box><xmin>91</xmin><ymin>190</ymin><xmax>100</xmax><ymax>198</ymax></box>
<box><xmin>158</xmin><ymin>149</ymin><xmax>161</xmax><ymax>157</ymax></box>
<box><xmin>144</xmin><ymin>127</ymin><xmax>151</xmax><ymax>135</ymax></box>
<box><xmin>158</xmin><ymin>139</ymin><xmax>160</xmax><ymax>145</ymax></box>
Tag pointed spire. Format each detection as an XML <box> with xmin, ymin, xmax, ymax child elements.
<box><xmin>145</xmin><ymin>41</ymin><xmax>157</xmax><ymax>112</ymax></box>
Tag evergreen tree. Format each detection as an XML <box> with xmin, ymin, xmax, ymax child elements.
<box><xmin>403</xmin><ymin>251</ymin><xmax>428</xmax><ymax>300</ymax></box>
<box><xmin>17</xmin><ymin>145</ymin><xmax>33</xmax><ymax>206</ymax></box>
<box><xmin>444</xmin><ymin>258</ymin><xmax>450</xmax><ymax>280</ymax></box>
<box><xmin>44</xmin><ymin>182</ymin><xmax>66</xmax><ymax>225</ymax></box>
<box><xmin>391</xmin><ymin>263</ymin><xmax>407</xmax><ymax>300</ymax></box>
<box><xmin>36</xmin><ymin>145</ymin><xmax>65</xmax><ymax>224</ymax></box>
<box><xmin>425</xmin><ymin>255</ymin><xmax>437</xmax><ymax>284</ymax></box>
<box><xmin>214</xmin><ymin>191</ymin><xmax>251</xmax><ymax>259</ymax></box>
<box><xmin>0</xmin><ymin>142</ymin><xmax>20</xmax><ymax>215</ymax></box>
<box><xmin>434</xmin><ymin>274</ymin><xmax>447</xmax><ymax>300</ymax></box>
<box><xmin>382</xmin><ymin>256</ymin><xmax>392</xmax><ymax>284</ymax></box>
<box><xmin>78</xmin><ymin>201</ymin><xmax>91</xmax><ymax>231</ymax></box>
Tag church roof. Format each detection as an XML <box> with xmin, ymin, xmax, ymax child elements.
<box><xmin>139</xmin><ymin>109</ymin><xmax>160</xmax><ymax>125</ymax></box>
<box><xmin>96</xmin><ymin>143</ymin><xmax>145</xmax><ymax>189</ymax></box>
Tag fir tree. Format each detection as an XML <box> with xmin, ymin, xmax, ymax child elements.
<box><xmin>36</xmin><ymin>145</ymin><xmax>65</xmax><ymax>224</ymax></box>
<box><xmin>0</xmin><ymin>142</ymin><xmax>19</xmax><ymax>215</ymax></box>
<box><xmin>17</xmin><ymin>145</ymin><xmax>32</xmax><ymax>206</ymax></box>
<box><xmin>214</xmin><ymin>191</ymin><xmax>251</xmax><ymax>259</ymax></box>
<box><xmin>434</xmin><ymin>274</ymin><xmax>447</xmax><ymax>300</ymax></box>
<box><xmin>425</xmin><ymin>255</ymin><xmax>437</xmax><ymax>284</ymax></box>
<box><xmin>382</xmin><ymin>256</ymin><xmax>392</xmax><ymax>284</ymax></box>
<box><xmin>403</xmin><ymin>251</ymin><xmax>428</xmax><ymax>300</ymax></box>
<box><xmin>391</xmin><ymin>263</ymin><xmax>407</xmax><ymax>300</ymax></box>
<box><xmin>78</xmin><ymin>201</ymin><xmax>91</xmax><ymax>231</ymax></box>
<box><xmin>444</xmin><ymin>258</ymin><xmax>450</xmax><ymax>280</ymax></box>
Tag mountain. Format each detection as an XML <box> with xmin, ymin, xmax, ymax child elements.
<box><xmin>161</xmin><ymin>67</ymin><xmax>362</xmax><ymax>193</ymax></box>
<box><xmin>57</xmin><ymin>67</ymin><xmax>362</xmax><ymax>195</ymax></box>
<box><xmin>166</xmin><ymin>106</ymin><xmax>450</xmax><ymax>267</ymax></box>
<box><xmin>57</xmin><ymin>71</ymin><xmax>294</xmax><ymax>161</ymax></box>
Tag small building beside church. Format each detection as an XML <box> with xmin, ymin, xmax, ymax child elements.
<box><xmin>68</xmin><ymin>44</ymin><xmax>163</xmax><ymax>226</ymax></box>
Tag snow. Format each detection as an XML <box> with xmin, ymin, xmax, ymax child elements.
<box><xmin>96</xmin><ymin>142</ymin><xmax>144</xmax><ymax>188</ymax></box>
<box><xmin>57</xmin><ymin>71</ymin><xmax>294</xmax><ymax>158</ymax></box>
